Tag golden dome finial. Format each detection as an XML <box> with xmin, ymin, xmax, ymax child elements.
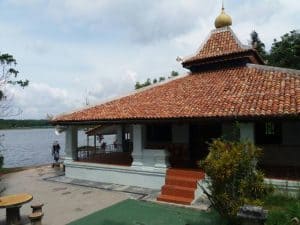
<box><xmin>214</xmin><ymin>1</ymin><xmax>232</xmax><ymax>29</ymax></box>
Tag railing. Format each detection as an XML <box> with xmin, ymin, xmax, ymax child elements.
<box><xmin>76</xmin><ymin>145</ymin><xmax>132</xmax><ymax>166</ymax></box>
<box><xmin>77</xmin><ymin>144</ymin><xmax>123</xmax><ymax>159</ymax></box>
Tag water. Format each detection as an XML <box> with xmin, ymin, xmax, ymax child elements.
<box><xmin>0</xmin><ymin>128</ymin><xmax>115</xmax><ymax>168</ymax></box>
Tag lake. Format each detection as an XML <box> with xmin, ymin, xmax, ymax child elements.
<box><xmin>0</xmin><ymin>128</ymin><xmax>114</xmax><ymax>168</ymax></box>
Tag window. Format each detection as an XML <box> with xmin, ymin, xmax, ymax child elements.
<box><xmin>255</xmin><ymin>121</ymin><xmax>281</xmax><ymax>145</ymax></box>
<box><xmin>265</xmin><ymin>122</ymin><xmax>275</xmax><ymax>135</ymax></box>
<box><xmin>124</xmin><ymin>132</ymin><xmax>131</xmax><ymax>141</ymax></box>
<box><xmin>146</xmin><ymin>124</ymin><xmax>172</xmax><ymax>143</ymax></box>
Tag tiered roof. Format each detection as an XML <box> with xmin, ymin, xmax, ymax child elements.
<box><xmin>182</xmin><ymin>27</ymin><xmax>264</xmax><ymax>69</ymax></box>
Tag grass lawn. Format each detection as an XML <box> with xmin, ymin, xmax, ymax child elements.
<box><xmin>264</xmin><ymin>192</ymin><xmax>300</xmax><ymax>225</ymax></box>
<box><xmin>68</xmin><ymin>199</ymin><xmax>226</xmax><ymax>225</ymax></box>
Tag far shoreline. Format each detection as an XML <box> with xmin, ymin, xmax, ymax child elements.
<box><xmin>0</xmin><ymin>126</ymin><xmax>53</xmax><ymax>130</ymax></box>
<box><xmin>0</xmin><ymin>163</ymin><xmax>53</xmax><ymax>176</ymax></box>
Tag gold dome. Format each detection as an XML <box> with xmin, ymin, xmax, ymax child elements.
<box><xmin>214</xmin><ymin>6</ymin><xmax>232</xmax><ymax>28</ymax></box>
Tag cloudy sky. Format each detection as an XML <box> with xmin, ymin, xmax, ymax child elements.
<box><xmin>0</xmin><ymin>0</ymin><xmax>299</xmax><ymax>119</ymax></box>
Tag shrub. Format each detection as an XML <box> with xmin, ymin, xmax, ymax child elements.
<box><xmin>200</xmin><ymin>139</ymin><xmax>272</xmax><ymax>223</ymax></box>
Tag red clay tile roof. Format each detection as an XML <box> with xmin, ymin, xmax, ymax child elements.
<box><xmin>182</xmin><ymin>27</ymin><xmax>263</xmax><ymax>66</ymax></box>
<box><xmin>54</xmin><ymin>64</ymin><xmax>300</xmax><ymax>123</ymax></box>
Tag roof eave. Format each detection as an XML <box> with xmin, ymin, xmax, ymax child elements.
<box><xmin>51</xmin><ymin>113</ymin><xmax>300</xmax><ymax>126</ymax></box>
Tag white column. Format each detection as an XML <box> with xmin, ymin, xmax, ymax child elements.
<box><xmin>65</xmin><ymin>126</ymin><xmax>78</xmax><ymax>162</ymax></box>
<box><xmin>116</xmin><ymin>125</ymin><xmax>123</xmax><ymax>151</ymax></box>
<box><xmin>131</xmin><ymin>124</ymin><xmax>144</xmax><ymax>167</ymax></box>
<box><xmin>240</xmin><ymin>123</ymin><xmax>255</xmax><ymax>143</ymax></box>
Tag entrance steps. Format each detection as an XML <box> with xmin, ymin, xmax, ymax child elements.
<box><xmin>157</xmin><ymin>168</ymin><xmax>205</xmax><ymax>205</ymax></box>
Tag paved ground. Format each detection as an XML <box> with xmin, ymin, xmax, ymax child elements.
<box><xmin>46</xmin><ymin>173</ymin><xmax>160</xmax><ymax>202</ymax></box>
<box><xmin>0</xmin><ymin>166</ymin><xmax>129</xmax><ymax>225</ymax></box>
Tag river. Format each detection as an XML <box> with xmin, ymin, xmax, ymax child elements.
<box><xmin>0</xmin><ymin>128</ymin><xmax>114</xmax><ymax>168</ymax></box>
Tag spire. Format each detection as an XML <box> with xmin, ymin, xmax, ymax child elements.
<box><xmin>214</xmin><ymin>1</ymin><xmax>232</xmax><ymax>29</ymax></box>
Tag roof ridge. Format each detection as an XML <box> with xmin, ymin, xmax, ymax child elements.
<box><xmin>247</xmin><ymin>63</ymin><xmax>300</xmax><ymax>75</ymax></box>
<box><xmin>182</xmin><ymin>29</ymin><xmax>216</xmax><ymax>62</ymax></box>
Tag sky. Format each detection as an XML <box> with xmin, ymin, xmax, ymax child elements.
<box><xmin>0</xmin><ymin>0</ymin><xmax>299</xmax><ymax>119</ymax></box>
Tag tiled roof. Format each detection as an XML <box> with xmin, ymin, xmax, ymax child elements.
<box><xmin>182</xmin><ymin>27</ymin><xmax>262</xmax><ymax>66</ymax></box>
<box><xmin>53</xmin><ymin>64</ymin><xmax>300</xmax><ymax>123</ymax></box>
<box><xmin>53</xmin><ymin>27</ymin><xmax>299</xmax><ymax>123</ymax></box>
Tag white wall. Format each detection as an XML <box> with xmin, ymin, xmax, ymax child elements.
<box><xmin>65</xmin><ymin>162</ymin><xmax>166</xmax><ymax>189</ymax></box>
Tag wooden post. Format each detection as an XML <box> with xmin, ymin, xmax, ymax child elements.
<box><xmin>94</xmin><ymin>135</ymin><xmax>96</xmax><ymax>151</ymax></box>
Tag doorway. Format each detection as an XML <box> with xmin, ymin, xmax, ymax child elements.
<box><xmin>189</xmin><ymin>123</ymin><xmax>222</xmax><ymax>167</ymax></box>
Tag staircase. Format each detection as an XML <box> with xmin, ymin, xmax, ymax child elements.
<box><xmin>157</xmin><ymin>168</ymin><xmax>205</xmax><ymax>205</ymax></box>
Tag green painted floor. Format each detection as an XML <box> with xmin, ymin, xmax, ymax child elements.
<box><xmin>68</xmin><ymin>199</ymin><xmax>226</xmax><ymax>225</ymax></box>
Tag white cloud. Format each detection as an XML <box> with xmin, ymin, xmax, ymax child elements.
<box><xmin>8</xmin><ymin>82</ymin><xmax>79</xmax><ymax>119</ymax></box>
<box><xmin>8</xmin><ymin>0</ymin><xmax>215</xmax><ymax>44</ymax></box>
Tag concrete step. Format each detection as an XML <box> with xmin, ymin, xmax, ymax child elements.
<box><xmin>157</xmin><ymin>194</ymin><xmax>193</xmax><ymax>205</ymax></box>
<box><xmin>161</xmin><ymin>185</ymin><xmax>195</xmax><ymax>199</ymax></box>
<box><xmin>166</xmin><ymin>169</ymin><xmax>205</xmax><ymax>179</ymax></box>
<box><xmin>166</xmin><ymin>176</ymin><xmax>198</xmax><ymax>188</ymax></box>
<box><xmin>157</xmin><ymin>168</ymin><xmax>205</xmax><ymax>205</ymax></box>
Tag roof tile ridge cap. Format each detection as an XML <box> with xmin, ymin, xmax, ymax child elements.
<box><xmin>182</xmin><ymin>29</ymin><xmax>216</xmax><ymax>62</ymax></box>
<box><xmin>52</xmin><ymin>73</ymin><xmax>190</xmax><ymax>121</ymax></box>
<box><xmin>226</xmin><ymin>27</ymin><xmax>251</xmax><ymax>50</ymax></box>
<box><xmin>247</xmin><ymin>63</ymin><xmax>300</xmax><ymax>75</ymax></box>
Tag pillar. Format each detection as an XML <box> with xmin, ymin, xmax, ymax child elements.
<box><xmin>240</xmin><ymin>122</ymin><xmax>257</xmax><ymax>167</ymax></box>
<box><xmin>240</xmin><ymin>123</ymin><xmax>255</xmax><ymax>143</ymax></box>
<box><xmin>116</xmin><ymin>125</ymin><xmax>123</xmax><ymax>151</ymax></box>
<box><xmin>131</xmin><ymin>124</ymin><xmax>144</xmax><ymax>167</ymax></box>
<box><xmin>65</xmin><ymin>126</ymin><xmax>78</xmax><ymax>161</ymax></box>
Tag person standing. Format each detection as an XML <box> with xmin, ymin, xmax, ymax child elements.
<box><xmin>52</xmin><ymin>141</ymin><xmax>60</xmax><ymax>166</ymax></box>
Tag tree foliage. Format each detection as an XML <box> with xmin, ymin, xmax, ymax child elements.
<box><xmin>201</xmin><ymin>139</ymin><xmax>272</xmax><ymax>223</ymax></box>
<box><xmin>0</xmin><ymin>119</ymin><xmax>50</xmax><ymax>129</ymax></box>
<box><xmin>0</xmin><ymin>53</ymin><xmax>29</xmax><ymax>117</ymax></box>
<box><xmin>250</xmin><ymin>30</ymin><xmax>268</xmax><ymax>61</ymax></box>
<box><xmin>134</xmin><ymin>71</ymin><xmax>179</xmax><ymax>90</ymax></box>
<box><xmin>250</xmin><ymin>30</ymin><xmax>300</xmax><ymax>70</ymax></box>
<box><xmin>268</xmin><ymin>30</ymin><xmax>300</xmax><ymax>70</ymax></box>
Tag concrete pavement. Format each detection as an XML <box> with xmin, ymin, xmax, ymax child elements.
<box><xmin>0</xmin><ymin>166</ymin><xmax>129</xmax><ymax>225</ymax></box>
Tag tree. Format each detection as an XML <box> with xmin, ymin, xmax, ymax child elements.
<box><xmin>169</xmin><ymin>70</ymin><xmax>179</xmax><ymax>78</ymax></box>
<box><xmin>134</xmin><ymin>71</ymin><xmax>178</xmax><ymax>90</ymax></box>
<box><xmin>268</xmin><ymin>30</ymin><xmax>300</xmax><ymax>70</ymax></box>
<box><xmin>0</xmin><ymin>53</ymin><xmax>29</xmax><ymax>117</ymax></box>
<box><xmin>250</xmin><ymin>31</ymin><xmax>268</xmax><ymax>61</ymax></box>
<box><xmin>0</xmin><ymin>53</ymin><xmax>28</xmax><ymax>169</ymax></box>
